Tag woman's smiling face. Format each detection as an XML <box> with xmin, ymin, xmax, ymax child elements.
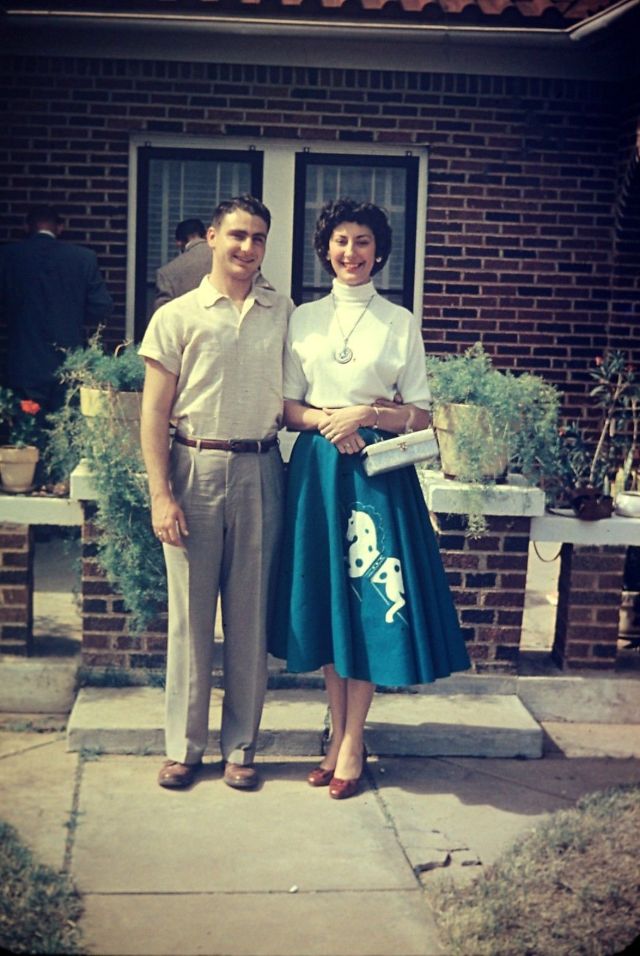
<box><xmin>328</xmin><ymin>221</ymin><xmax>376</xmax><ymax>286</ymax></box>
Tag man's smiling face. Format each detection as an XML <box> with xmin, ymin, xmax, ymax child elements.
<box><xmin>207</xmin><ymin>209</ymin><xmax>268</xmax><ymax>282</ymax></box>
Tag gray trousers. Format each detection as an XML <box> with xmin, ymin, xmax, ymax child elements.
<box><xmin>162</xmin><ymin>441</ymin><xmax>284</xmax><ymax>765</ymax></box>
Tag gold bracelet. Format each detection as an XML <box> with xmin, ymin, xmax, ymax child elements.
<box><xmin>372</xmin><ymin>404</ymin><xmax>380</xmax><ymax>429</ymax></box>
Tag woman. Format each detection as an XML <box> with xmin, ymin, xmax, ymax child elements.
<box><xmin>269</xmin><ymin>199</ymin><xmax>470</xmax><ymax>799</ymax></box>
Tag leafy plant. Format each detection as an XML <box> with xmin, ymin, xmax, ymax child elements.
<box><xmin>46</xmin><ymin>338</ymin><xmax>165</xmax><ymax>633</ymax></box>
<box><xmin>546</xmin><ymin>351</ymin><xmax>639</xmax><ymax>504</ymax></box>
<box><xmin>59</xmin><ymin>329</ymin><xmax>145</xmax><ymax>392</ymax></box>
<box><xmin>0</xmin><ymin>388</ymin><xmax>44</xmax><ymax>447</ymax></box>
<box><xmin>427</xmin><ymin>343</ymin><xmax>560</xmax><ymax>485</ymax></box>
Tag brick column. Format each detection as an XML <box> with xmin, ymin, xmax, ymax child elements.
<box><xmin>436</xmin><ymin>514</ymin><xmax>531</xmax><ymax>673</ymax></box>
<box><xmin>553</xmin><ymin>543</ymin><xmax>626</xmax><ymax>669</ymax></box>
<box><xmin>81</xmin><ymin>504</ymin><xmax>167</xmax><ymax>671</ymax></box>
<box><xmin>0</xmin><ymin>522</ymin><xmax>34</xmax><ymax>655</ymax></box>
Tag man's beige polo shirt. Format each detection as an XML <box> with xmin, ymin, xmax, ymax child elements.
<box><xmin>140</xmin><ymin>275</ymin><xmax>293</xmax><ymax>441</ymax></box>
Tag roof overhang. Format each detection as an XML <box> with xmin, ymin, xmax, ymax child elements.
<box><xmin>2</xmin><ymin>0</ymin><xmax>639</xmax><ymax>78</ymax></box>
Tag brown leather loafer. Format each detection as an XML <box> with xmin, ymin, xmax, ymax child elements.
<box><xmin>223</xmin><ymin>762</ymin><xmax>259</xmax><ymax>790</ymax></box>
<box><xmin>157</xmin><ymin>760</ymin><xmax>201</xmax><ymax>789</ymax></box>
<box><xmin>307</xmin><ymin>765</ymin><xmax>335</xmax><ymax>788</ymax></box>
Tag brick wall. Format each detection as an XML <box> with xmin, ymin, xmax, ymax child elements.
<box><xmin>81</xmin><ymin>504</ymin><xmax>167</xmax><ymax>669</ymax></box>
<box><xmin>1</xmin><ymin>55</ymin><xmax>638</xmax><ymax>425</ymax></box>
<box><xmin>0</xmin><ymin>523</ymin><xmax>34</xmax><ymax>655</ymax></box>
<box><xmin>553</xmin><ymin>542</ymin><xmax>628</xmax><ymax>669</ymax></box>
<box><xmin>610</xmin><ymin>79</ymin><xmax>640</xmax><ymax>360</ymax></box>
<box><xmin>436</xmin><ymin>513</ymin><xmax>531</xmax><ymax>673</ymax></box>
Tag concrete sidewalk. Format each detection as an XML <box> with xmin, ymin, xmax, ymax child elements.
<box><xmin>1</xmin><ymin>722</ymin><xmax>640</xmax><ymax>956</ymax></box>
<box><xmin>1</xmin><ymin>536</ymin><xmax>638</xmax><ymax>955</ymax></box>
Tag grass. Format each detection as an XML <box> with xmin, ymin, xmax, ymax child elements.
<box><xmin>432</xmin><ymin>785</ymin><xmax>640</xmax><ymax>956</ymax></box>
<box><xmin>0</xmin><ymin>820</ymin><xmax>85</xmax><ymax>955</ymax></box>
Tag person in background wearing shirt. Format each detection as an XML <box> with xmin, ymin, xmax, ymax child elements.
<box><xmin>140</xmin><ymin>195</ymin><xmax>293</xmax><ymax>792</ymax></box>
<box><xmin>153</xmin><ymin>218</ymin><xmax>211</xmax><ymax>311</ymax></box>
<box><xmin>269</xmin><ymin>198</ymin><xmax>470</xmax><ymax>800</ymax></box>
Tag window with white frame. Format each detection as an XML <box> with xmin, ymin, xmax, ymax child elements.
<box><xmin>128</xmin><ymin>136</ymin><xmax>427</xmax><ymax>341</ymax></box>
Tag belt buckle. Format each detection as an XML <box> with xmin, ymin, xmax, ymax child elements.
<box><xmin>229</xmin><ymin>439</ymin><xmax>244</xmax><ymax>453</ymax></box>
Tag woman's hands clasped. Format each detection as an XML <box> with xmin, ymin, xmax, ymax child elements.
<box><xmin>318</xmin><ymin>405</ymin><xmax>371</xmax><ymax>455</ymax></box>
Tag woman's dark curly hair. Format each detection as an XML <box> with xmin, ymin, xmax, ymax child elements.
<box><xmin>313</xmin><ymin>198</ymin><xmax>392</xmax><ymax>277</ymax></box>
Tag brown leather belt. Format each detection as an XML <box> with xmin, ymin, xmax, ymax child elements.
<box><xmin>174</xmin><ymin>433</ymin><xmax>277</xmax><ymax>454</ymax></box>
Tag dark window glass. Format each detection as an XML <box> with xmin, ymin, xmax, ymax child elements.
<box><xmin>134</xmin><ymin>147</ymin><xmax>262</xmax><ymax>339</ymax></box>
<box><xmin>292</xmin><ymin>153</ymin><xmax>419</xmax><ymax>308</ymax></box>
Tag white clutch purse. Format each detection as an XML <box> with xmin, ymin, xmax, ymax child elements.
<box><xmin>360</xmin><ymin>428</ymin><xmax>440</xmax><ymax>476</ymax></box>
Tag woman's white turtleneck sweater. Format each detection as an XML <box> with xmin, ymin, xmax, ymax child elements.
<box><xmin>283</xmin><ymin>278</ymin><xmax>432</xmax><ymax>411</ymax></box>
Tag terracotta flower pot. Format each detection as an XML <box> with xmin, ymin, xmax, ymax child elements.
<box><xmin>0</xmin><ymin>445</ymin><xmax>39</xmax><ymax>493</ymax></box>
<box><xmin>570</xmin><ymin>486</ymin><xmax>614</xmax><ymax>521</ymax></box>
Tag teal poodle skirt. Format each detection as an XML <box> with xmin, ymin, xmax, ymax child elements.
<box><xmin>269</xmin><ymin>429</ymin><xmax>470</xmax><ymax>687</ymax></box>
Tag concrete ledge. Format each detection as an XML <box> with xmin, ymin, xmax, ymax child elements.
<box><xmin>66</xmin><ymin>686</ymin><xmax>543</xmax><ymax>759</ymax></box>
<box><xmin>0</xmin><ymin>657</ymin><xmax>79</xmax><ymax>713</ymax></box>
<box><xmin>542</xmin><ymin>722</ymin><xmax>640</xmax><ymax>758</ymax></box>
<box><xmin>420</xmin><ymin>471</ymin><xmax>545</xmax><ymax>517</ymax></box>
<box><xmin>530</xmin><ymin>512</ymin><xmax>640</xmax><ymax>545</ymax></box>
<box><xmin>0</xmin><ymin>495</ymin><xmax>83</xmax><ymax>526</ymax></box>
<box><xmin>69</xmin><ymin>459</ymin><xmax>97</xmax><ymax>501</ymax></box>
<box><xmin>518</xmin><ymin>675</ymin><xmax>640</xmax><ymax>723</ymax></box>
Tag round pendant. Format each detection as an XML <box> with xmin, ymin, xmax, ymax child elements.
<box><xmin>335</xmin><ymin>346</ymin><xmax>353</xmax><ymax>364</ymax></box>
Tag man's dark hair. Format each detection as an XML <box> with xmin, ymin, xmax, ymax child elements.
<box><xmin>313</xmin><ymin>198</ymin><xmax>392</xmax><ymax>277</ymax></box>
<box><xmin>211</xmin><ymin>195</ymin><xmax>271</xmax><ymax>232</ymax></box>
<box><xmin>26</xmin><ymin>205</ymin><xmax>63</xmax><ymax>232</ymax></box>
<box><xmin>175</xmin><ymin>218</ymin><xmax>206</xmax><ymax>244</ymax></box>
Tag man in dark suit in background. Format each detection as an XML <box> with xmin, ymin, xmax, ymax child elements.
<box><xmin>0</xmin><ymin>205</ymin><xmax>113</xmax><ymax>413</ymax></box>
<box><xmin>153</xmin><ymin>218</ymin><xmax>211</xmax><ymax>311</ymax></box>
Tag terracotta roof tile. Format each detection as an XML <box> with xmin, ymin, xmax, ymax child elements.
<box><xmin>1</xmin><ymin>0</ymin><xmax>625</xmax><ymax>24</ymax></box>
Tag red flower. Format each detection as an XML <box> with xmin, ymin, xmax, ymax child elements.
<box><xmin>594</xmin><ymin>356</ymin><xmax>603</xmax><ymax>367</ymax></box>
<box><xmin>19</xmin><ymin>399</ymin><xmax>40</xmax><ymax>415</ymax></box>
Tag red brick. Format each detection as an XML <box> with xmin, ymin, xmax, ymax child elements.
<box><xmin>83</xmin><ymin>615</ymin><xmax>127</xmax><ymax>632</ymax></box>
<box><xmin>0</xmin><ymin>606</ymin><xmax>28</xmax><ymax>623</ymax></box>
<box><xmin>483</xmin><ymin>591</ymin><xmax>525</xmax><ymax>608</ymax></box>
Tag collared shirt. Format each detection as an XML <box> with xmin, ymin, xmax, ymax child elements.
<box><xmin>140</xmin><ymin>275</ymin><xmax>293</xmax><ymax>440</ymax></box>
<box><xmin>284</xmin><ymin>280</ymin><xmax>432</xmax><ymax>410</ymax></box>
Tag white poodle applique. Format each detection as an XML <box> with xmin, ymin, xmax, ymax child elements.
<box><xmin>345</xmin><ymin>507</ymin><xmax>406</xmax><ymax>624</ymax></box>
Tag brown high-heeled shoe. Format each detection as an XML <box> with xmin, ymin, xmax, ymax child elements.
<box><xmin>307</xmin><ymin>765</ymin><xmax>335</xmax><ymax>788</ymax></box>
<box><xmin>328</xmin><ymin>747</ymin><xmax>368</xmax><ymax>801</ymax></box>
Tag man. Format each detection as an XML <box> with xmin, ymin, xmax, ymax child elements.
<box><xmin>139</xmin><ymin>195</ymin><xmax>293</xmax><ymax>791</ymax></box>
<box><xmin>153</xmin><ymin>218</ymin><xmax>211</xmax><ymax>310</ymax></box>
<box><xmin>0</xmin><ymin>205</ymin><xmax>112</xmax><ymax>412</ymax></box>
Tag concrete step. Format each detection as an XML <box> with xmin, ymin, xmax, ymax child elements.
<box><xmin>0</xmin><ymin>656</ymin><xmax>79</xmax><ymax>713</ymax></box>
<box><xmin>66</xmin><ymin>686</ymin><xmax>543</xmax><ymax>759</ymax></box>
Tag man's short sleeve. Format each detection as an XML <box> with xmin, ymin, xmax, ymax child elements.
<box><xmin>138</xmin><ymin>305</ymin><xmax>182</xmax><ymax>376</ymax></box>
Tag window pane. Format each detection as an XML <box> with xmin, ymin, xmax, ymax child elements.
<box><xmin>299</xmin><ymin>161</ymin><xmax>411</xmax><ymax>306</ymax></box>
<box><xmin>146</xmin><ymin>158</ymin><xmax>253</xmax><ymax>287</ymax></box>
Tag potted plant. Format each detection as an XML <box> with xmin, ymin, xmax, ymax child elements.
<box><xmin>0</xmin><ymin>388</ymin><xmax>44</xmax><ymax>493</ymax></box>
<box><xmin>59</xmin><ymin>331</ymin><xmax>145</xmax><ymax>452</ymax></box>
<box><xmin>549</xmin><ymin>351</ymin><xmax>639</xmax><ymax>520</ymax></box>
<box><xmin>424</xmin><ymin>344</ymin><xmax>560</xmax><ymax>535</ymax></box>
<box><xmin>426</xmin><ymin>343</ymin><xmax>560</xmax><ymax>485</ymax></box>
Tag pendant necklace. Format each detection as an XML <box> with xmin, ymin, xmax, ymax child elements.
<box><xmin>333</xmin><ymin>293</ymin><xmax>375</xmax><ymax>364</ymax></box>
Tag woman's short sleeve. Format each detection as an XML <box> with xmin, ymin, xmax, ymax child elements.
<box><xmin>396</xmin><ymin>314</ymin><xmax>432</xmax><ymax>410</ymax></box>
<box><xmin>283</xmin><ymin>326</ymin><xmax>308</xmax><ymax>402</ymax></box>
